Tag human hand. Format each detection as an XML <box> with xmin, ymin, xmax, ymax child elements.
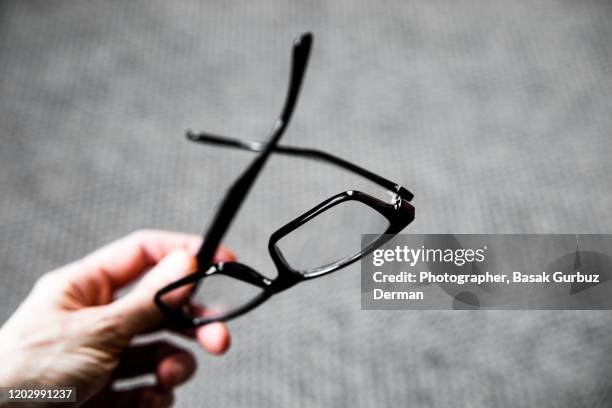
<box><xmin>0</xmin><ymin>230</ymin><xmax>234</xmax><ymax>407</ymax></box>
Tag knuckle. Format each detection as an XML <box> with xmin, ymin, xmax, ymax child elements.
<box><xmin>87</xmin><ymin>308</ymin><xmax>131</xmax><ymax>348</ymax></box>
<box><xmin>33</xmin><ymin>271</ymin><xmax>60</xmax><ymax>290</ymax></box>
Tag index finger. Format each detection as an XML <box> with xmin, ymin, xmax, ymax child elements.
<box><xmin>71</xmin><ymin>230</ymin><xmax>235</xmax><ymax>291</ymax></box>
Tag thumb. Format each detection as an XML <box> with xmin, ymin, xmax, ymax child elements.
<box><xmin>111</xmin><ymin>249</ymin><xmax>196</xmax><ymax>336</ymax></box>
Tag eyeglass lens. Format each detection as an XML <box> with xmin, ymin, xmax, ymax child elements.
<box><xmin>275</xmin><ymin>199</ymin><xmax>390</xmax><ymax>274</ymax></box>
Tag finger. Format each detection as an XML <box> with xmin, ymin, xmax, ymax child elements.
<box><xmin>86</xmin><ymin>230</ymin><xmax>236</xmax><ymax>287</ymax></box>
<box><xmin>196</xmin><ymin>322</ymin><xmax>231</xmax><ymax>355</ymax></box>
<box><xmin>114</xmin><ymin>341</ymin><xmax>196</xmax><ymax>388</ymax></box>
<box><xmin>110</xmin><ymin>249</ymin><xmax>196</xmax><ymax>335</ymax></box>
<box><xmin>66</xmin><ymin>230</ymin><xmax>236</xmax><ymax>295</ymax></box>
<box><xmin>185</xmin><ymin>305</ymin><xmax>232</xmax><ymax>355</ymax></box>
<box><xmin>136</xmin><ymin>306</ymin><xmax>232</xmax><ymax>356</ymax></box>
<box><xmin>156</xmin><ymin>352</ymin><xmax>196</xmax><ymax>390</ymax></box>
<box><xmin>80</xmin><ymin>230</ymin><xmax>202</xmax><ymax>288</ymax></box>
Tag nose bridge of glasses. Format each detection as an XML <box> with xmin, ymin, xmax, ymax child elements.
<box><xmin>214</xmin><ymin>261</ymin><xmax>301</xmax><ymax>294</ymax></box>
<box><xmin>215</xmin><ymin>261</ymin><xmax>273</xmax><ymax>288</ymax></box>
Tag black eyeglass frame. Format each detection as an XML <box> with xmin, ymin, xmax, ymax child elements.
<box><xmin>154</xmin><ymin>32</ymin><xmax>415</xmax><ymax>328</ymax></box>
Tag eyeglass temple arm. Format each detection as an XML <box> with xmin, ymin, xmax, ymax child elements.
<box><xmin>186</xmin><ymin>130</ymin><xmax>414</xmax><ymax>202</ymax></box>
<box><xmin>194</xmin><ymin>32</ymin><xmax>313</xmax><ymax>268</ymax></box>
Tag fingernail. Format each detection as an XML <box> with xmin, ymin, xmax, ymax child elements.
<box><xmin>166</xmin><ymin>250</ymin><xmax>195</xmax><ymax>278</ymax></box>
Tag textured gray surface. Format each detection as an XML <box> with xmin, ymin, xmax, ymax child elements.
<box><xmin>2</xmin><ymin>1</ymin><xmax>612</xmax><ymax>406</ymax></box>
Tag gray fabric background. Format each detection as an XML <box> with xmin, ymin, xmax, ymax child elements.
<box><xmin>2</xmin><ymin>1</ymin><xmax>612</xmax><ymax>406</ymax></box>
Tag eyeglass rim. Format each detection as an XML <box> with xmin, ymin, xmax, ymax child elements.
<box><xmin>268</xmin><ymin>189</ymin><xmax>414</xmax><ymax>278</ymax></box>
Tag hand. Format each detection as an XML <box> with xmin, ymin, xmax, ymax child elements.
<box><xmin>0</xmin><ymin>230</ymin><xmax>234</xmax><ymax>407</ymax></box>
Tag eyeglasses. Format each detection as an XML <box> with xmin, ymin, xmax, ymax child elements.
<box><xmin>155</xmin><ymin>32</ymin><xmax>415</xmax><ymax>328</ymax></box>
